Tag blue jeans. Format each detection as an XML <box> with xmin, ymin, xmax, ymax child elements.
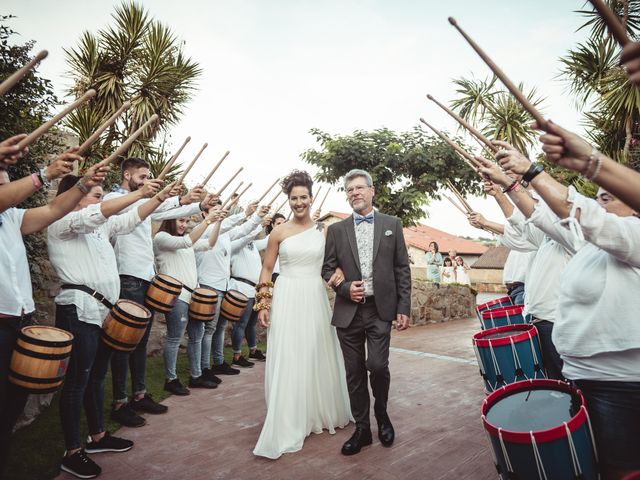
<box><xmin>199</xmin><ymin>286</ymin><xmax>223</xmax><ymax>371</ymax></box>
<box><xmin>56</xmin><ymin>304</ymin><xmax>113</xmax><ymax>450</ymax></box>
<box><xmin>231</xmin><ymin>298</ymin><xmax>256</xmax><ymax>354</ymax></box>
<box><xmin>211</xmin><ymin>316</ymin><xmax>227</xmax><ymax>366</ymax></box>
<box><xmin>111</xmin><ymin>275</ymin><xmax>154</xmax><ymax>404</ymax></box>
<box><xmin>574</xmin><ymin>379</ymin><xmax>640</xmax><ymax>472</ymax></box>
<box><xmin>164</xmin><ymin>300</ymin><xmax>204</xmax><ymax>380</ymax></box>
<box><xmin>0</xmin><ymin>313</ymin><xmax>34</xmax><ymax>474</ymax></box>
<box><xmin>508</xmin><ymin>283</ymin><xmax>525</xmax><ymax>305</ymax></box>
<box><xmin>534</xmin><ymin>319</ymin><xmax>564</xmax><ymax>380</ymax></box>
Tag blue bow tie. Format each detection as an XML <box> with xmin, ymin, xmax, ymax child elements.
<box><xmin>355</xmin><ymin>213</ymin><xmax>374</xmax><ymax>225</ymax></box>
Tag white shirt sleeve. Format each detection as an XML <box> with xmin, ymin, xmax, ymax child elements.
<box><xmin>230</xmin><ymin>225</ymin><xmax>263</xmax><ymax>255</ymax></box>
<box><xmin>153</xmin><ymin>231</ymin><xmax>194</xmax><ymax>252</ymax></box>
<box><xmin>528</xmin><ymin>201</ymin><xmax>581</xmax><ymax>255</ymax></box>
<box><xmin>47</xmin><ymin>204</ymin><xmax>107</xmax><ymax>240</ymax></box>
<box><xmin>105</xmin><ymin>207</ymin><xmax>142</xmax><ymax>238</ymax></box>
<box><xmin>500</xmin><ymin>213</ymin><xmax>543</xmax><ymax>252</ymax></box>
<box><xmin>219</xmin><ymin>212</ymin><xmax>247</xmax><ymax>234</ymax></box>
<box><xmin>150</xmin><ymin>197</ymin><xmax>201</xmax><ymax>221</ymax></box>
<box><xmin>227</xmin><ymin>213</ymin><xmax>263</xmax><ymax>241</ymax></box>
<box><xmin>193</xmin><ymin>238</ymin><xmax>213</xmax><ymax>252</ymax></box>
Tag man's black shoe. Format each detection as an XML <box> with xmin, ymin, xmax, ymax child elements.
<box><xmin>110</xmin><ymin>403</ymin><xmax>146</xmax><ymax>427</ymax></box>
<box><xmin>85</xmin><ymin>432</ymin><xmax>133</xmax><ymax>454</ymax></box>
<box><xmin>232</xmin><ymin>355</ymin><xmax>254</xmax><ymax>368</ymax></box>
<box><xmin>189</xmin><ymin>375</ymin><xmax>218</xmax><ymax>389</ymax></box>
<box><xmin>131</xmin><ymin>393</ymin><xmax>168</xmax><ymax>414</ymax></box>
<box><xmin>341</xmin><ymin>427</ymin><xmax>373</xmax><ymax>456</ymax></box>
<box><xmin>60</xmin><ymin>449</ymin><xmax>101</xmax><ymax>479</ymax></box>
<box><xmin>376</xmin><ymin>412</ymin><xmax>395</xmax><ymax>447</ymax></box>
<box><xmin>201</xmin><ymin>367</ymin><xmax>223</xmax><ymax>384</ymax></box>
<box><xmin>164</xmin><ymin>378</ymin><xmax>190</xmax><ymax>396</ymax></box>
<box><xmin>249</xmin><ymin>349</ymin><xmax>266</xmax><ymax>361</ymax></box>
<box><xmin>211</xmin><ymin>361</ymin><xmax>240</xmax><ymax>375</ymax></box>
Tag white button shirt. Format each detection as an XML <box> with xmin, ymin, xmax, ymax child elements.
<box><xmin>104</xmin><ymin>188</ymin><xmax>202</xmax><ymax>281</ymax></box>
<box><xmin>228</xmin><ymin>225</ymin><xmax>265</xmax><ymax>298</ymax></box>
<box><xmin>0</xmin><ymin>208</ymin><xmax>35</xmax><ymax>315</ymax></box>
<box><xmin>48</xmin><ymin>204</ymin><xmax>142</xmax><ymax>327</ymax></box>
<box><xmin>501</xmin><ymin>250</ymin><xmax>535</xmax><ymax>284</ymax></box>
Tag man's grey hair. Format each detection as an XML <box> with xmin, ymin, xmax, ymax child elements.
<box><xmin>343</xmin><ymin>169</ymin><xmax>373</xmax><ymax>190</ymax></box>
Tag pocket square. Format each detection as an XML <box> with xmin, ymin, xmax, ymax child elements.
<box><xmin>384</xmin><ymin>230</ymin><xmax>393</xmax><ymax>236</ymax></box>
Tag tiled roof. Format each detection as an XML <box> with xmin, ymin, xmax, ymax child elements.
<box><xmin>319</xmin><ymin>211</ymin><xmax>489</xmax><ymax>255</ymax></box>
<box><xmin>470</xmin><ymin>246</ymin><xmax>510</xmax><ymax>269</ymax></box>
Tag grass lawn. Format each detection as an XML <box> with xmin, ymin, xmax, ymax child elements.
<box><xmin>5</xmin><ymin>344</ymin><xmax>265</xmax><ymax>480</ymax></box>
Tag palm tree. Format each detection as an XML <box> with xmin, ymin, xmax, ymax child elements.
<box><xmin>64</xmin><ymin>1</ymin><xmax>201</xmax><ymax>177</ymax></box>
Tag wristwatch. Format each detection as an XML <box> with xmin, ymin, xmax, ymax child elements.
<box><xmin>37</xmin><ymin>167</ymin><xmax>52</xmax><ymax>189</ymax></box>
<box><xmin>522</xmin><ymin>163</ymin><xmax>545</xmax><ymax>183</ymax></box>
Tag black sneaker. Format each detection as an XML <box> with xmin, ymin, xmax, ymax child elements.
<box><xmin>61</xmin><ymin>449</ymin><xmax>101</xmax><ymax>479</ymax></box>
<box><xmin>249</xmin><ymin>349</ymin><xmax>266</xmax><ymax>361</ymax></box>
<box><xmin>201</xmin><ymin>368</ymin><xmax>223</xmax><ymax>385</ymax></box>
<box><xmin>131</xmin><ymin>393</ymin><xmax>168</xmax><ymax>414</ymax></box>
<box><xmin>110</xmin><ymin>403</ymin><xmax>146</xmax><ymax>427</ymax></box>
<box><xmin>188</xmin><ymin>376</ymin><xmax>218</xmax><ymax>389</ymax></box>
<box><xmin>164</xmin><ymin>378</ymin><xmax>190</xmax><ymax>396</ymax></box>
<box><xmin>232</xmin><ymin>355</ymin><xmax>255</xmax><ymax>368</ymax></box>
<box><xmin>85</xmin><ymin>432</ymin><xmax>133</xmax><ymax>454</ymax></box>
<box><xmin>211</xmin><ymin>361</ymin><xmax>240</xmax><ymax>375</ymax></box>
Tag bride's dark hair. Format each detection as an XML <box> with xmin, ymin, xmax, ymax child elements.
<box><xmin>280</xmin><ymin>170</ymin><xmax>313</xmax><ymax>198</ymax></box>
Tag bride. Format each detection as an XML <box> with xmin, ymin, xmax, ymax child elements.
<box><xmin>253</xmin><ymin>170</ymin><xmax>352</xmax><ymax>459</ymax></box>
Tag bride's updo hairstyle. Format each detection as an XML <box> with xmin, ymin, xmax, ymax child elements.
<box><xmin>280</xmin><ymin>170</ymin><xmax>313</xmax><ymax>198</ymax></box>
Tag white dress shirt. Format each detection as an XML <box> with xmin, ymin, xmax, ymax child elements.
<box><xmin>501</xmin><ymin>250</ymin><xmax>535</xmax><ymax>284</ymax></box>
<box><xmin>228</xmin><ymin>225</ymin><xmax>265</xmax><ymax>298</ymax></box>
<box><xmin>48</xmin><ymin>204</ymin><xmax>142</xmax><ymax>326</ymax></box>
<box><xmin>104</xmin><ymin>188</ymin><xmax>202</xmax><ymax>281</ymax></box>
<box><xmin>0</xmin><ymin>208</ymin><xmax>35</xmax><ymax>315</ymax></box>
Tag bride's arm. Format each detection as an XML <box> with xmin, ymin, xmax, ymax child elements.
<box><xmin>256</xmin><ymin>229</ymin><xmax>281</xmax><ymax>328</ymax></box>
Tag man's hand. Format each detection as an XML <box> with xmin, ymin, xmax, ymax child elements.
<box><xmin>205</xmin><ymin>205</ymin><xmax>225</xmax><ymax>223</ymax></box>
<box><xmin>81</xmin><ymin>163</ymin><xmax>110</xmax><ymax>189</ymax></box>
<box><xmin>46</xmin><ymin>148</ymin><xmax>82</xmax><ymax>180</ymax></box>
<box><xmin>245</xmin><ymin>201</ymin><xmax>258</xmax><ymax>217</ymax></box>
<box><xmin>155</xmin><ymin>181</ymin><xmax>177</xmax><ymax>203</ymax></box>
<box><xmin>494</xmin><ymin>141</ymin><xmax>532</xmax><ymax>176</ymax></box>
<box><xmin>395</xmin><ymin>314</ymin><xmax>410</xmax><ymax>331</ymax></box>
<box><xmin>483</xmin><ymin>180</ymin><xmax>500</xmax><ymax>197</ymax></box>
<box><xmin>468</xmin><ymin>212</ymin><xmax>487</xmax><ymax>229</ymax></box>
<box><xmin>475</xmin><ymin>156</ymin><xmax>514</xmax><ymax>188</ymax></box>
<box><xmin>180</xmin><ymin>185</ymin><xmax>204</xmax><ymax>205</ymax></box>
<box><xmin>0</xmin><ymin>134</ymin><xmax>28</xmax><ymax>167</ymax></box>
<box><xmin>532</xmin><ymin>121</ymin><xmax>592</xmax><ymax>174</ymax></box>
<box><xmin>257</xmin><ymin>205</ymin><xmax>271</xmax><ymax>218</ymax></box>
<box><xmin>140</xmin><ymin>179</ymin><xmax>163</xmax><ymax>198</ymax></box>
<box><xmin>349</xmin><ymin>280</ymin><xmax>365</xmax><ymax>303</ymax></box>
<box><xmin>200</xmin><ymin>192</ymin><xmax>220</xmax><ymax>210</ymax></box>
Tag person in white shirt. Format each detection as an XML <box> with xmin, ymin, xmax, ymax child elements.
<box><xmin>454</xmin><ymin>256</ymin><xmax>471</xmax><ymax>285</ymax></box>
<box><xmin>49</xmin><ymin>173</ymin><xmax>174</xmax><ymax>479</ymax></box>
<box><xmin>104</xmin><ymin>157</ymin><xmax>217</xmax><ymax>427</ymax></box>
<box><xmin>154</xmin><ymin>209</ymin><xmax>225</xmax><ymax>395</ymax></box>
<box><xmin>0</xmin><ymin>158</ymin><xmax>108</xmax><ymax>477</ymax></box>
<box><xmin>440</xmin><ymin>257</ymin><xmax>455</xmax><ymax>284</ymax></box>
<box><xmin>196</xmin><ymin>202</ymin><xmax>267</xmax><ymax>380</ymax></box>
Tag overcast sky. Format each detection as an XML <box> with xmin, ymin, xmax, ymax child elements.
<box><xmin>4</xmin><ymin>0</ymin><xmax>590</xmax><ymax>237</ymax></box>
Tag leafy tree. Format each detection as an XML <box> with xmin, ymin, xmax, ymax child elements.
<box><xmin>302</xmin><ymin>126</ymin><xmax>482</xmax><ymax>226</ymax></box>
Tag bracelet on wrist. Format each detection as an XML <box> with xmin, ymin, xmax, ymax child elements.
<box><xmin>521</xmin><ymin>163</ymin><xmax>545</xmax><ymax>183</ymax></box>
<box><xmin>255</xmin><ymin>281</ymin><xmax>274</xmax><ymax>291</ymax></box>
<box><xmin>38</xmin><ymin>167</ymin><xmax>52</xmax><ymax>189</ymax></box>
<box><xmin>502</xmin><ymin>180</ymin><xmax>519</xmax><ymax>194</ymax></box>
<box><xmin>30</xmin><ymin>173</ymin><xmax>43</xmax><ymax>191</ymax></box>
<box><xmin>252</xmin><ymin>300</ymin><xmax>271</xmax><ymax>312</ymax></box>
<box><xmin>584</xmin><ymin>147</ymin><xmax>603</xmax><ymax>181</ymax></box>
<box><xmin>76</xmin><ymin>180</ymin><xmax>90</xmax><ymax>195</ymax></box>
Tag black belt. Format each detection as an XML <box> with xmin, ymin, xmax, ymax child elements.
<box><xmin>506</xmin><ymin>282</ymin><xmax>524</xmax><ymax>293</ymax></box>
<box><xmin>360</xmin><ymin>295</ymin><xmax>375</xmax><ymax>304</ymax></box>
<box><xmin>60</xmin><ymin>284</ymin><xmax>113</xmax><ymax>309</ymax></box>
<box><xmin>231</xmin><ymin>277</ymin><xmax>256</xmax><ymax>287</ymax></box>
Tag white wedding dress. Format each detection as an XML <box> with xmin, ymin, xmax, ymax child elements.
<box><xmin>253</xmin><ymin>226</ymin><xmax>352</xmax><ymax>459</ymax></box>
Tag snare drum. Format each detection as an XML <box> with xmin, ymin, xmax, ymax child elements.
<box><xmin>473</xmin><ymin>324</ymin><xmax>546</xmax><ymax>392</ymax></box>
<box><xmin>476</xmin><ymin>296</ymin><xmax>514</xmax><ymax>321</ymax></box>
<box><xmin>480</xmin><ymin>305</ymin><xmax>526</xmax><ymax>330</ymax></box>
<box><xmin>189</xmin><ymin>288</ymin><xmax>218</xmax><ymax>322</ymax></box>
<box><xmin>219</xmin><ymin>290</ymin><xmax>249</xmax><ymax>322</ymax></box>
<box><xmin>102</xmin><ymin>300</ymin><xmax>152</xmax><ymax>352</ymax></box>
<box><xmin>482</xmin><ymin>379</ymin><xmax>599</xmax><ymax>480</ymax></box>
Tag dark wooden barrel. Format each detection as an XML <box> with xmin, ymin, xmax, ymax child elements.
<box><xmin>102</xmin><ymin>300</ymin><xmax>151</xmax><ymax>352</ymax></box>
<box><xmin>189</xmin><ymin>288</ymin><xmax>218</xmax><ymax>321</ymax></box>
<box><xmin>145</xmin><ymin>274</ymin><xmax>182</xmax><ymax>313</ymax></box>
<box><xmin>219</xmin><ymin>290</ymin><xmax>249</xmax><ymax>322</ymax></box>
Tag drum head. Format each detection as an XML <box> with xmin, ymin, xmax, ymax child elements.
<box><xmin>156</xmin><ymin>274</ymin><xmax>182</xmax><ymax>287</ymax></box>
<box><xmin>117</xmin><ymin>300</ymin><xmax>151</xmax><ymax>319</ymax></box>
<box><xmin>194</xmin><ymin>288</ymin><xmax>217</xmax><ymax>298</ymax></box>
<box><xmin>21</xmin><ymin>325</ymin><xmax>73</xmax><ymax>342</ymax></box>
<box><xmin>226</xmin><ymin>290</ymin><xmax>248</xmax><ymax>301</ymax></box>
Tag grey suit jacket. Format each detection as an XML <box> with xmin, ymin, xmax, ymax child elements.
<box><xmin>322</xmin><ymin>212</ymin><xmax>412</xmax><ymax>328</ymax></box>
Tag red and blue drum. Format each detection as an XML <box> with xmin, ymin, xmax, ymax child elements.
<box><xmin>476</xmin><ymin>296</ymin><xmax>514</xmax><ymax>321</ymax></box>
<box><xmin>480</xmin><ymin>305</ymin><xmax>526</xmax><ymax>330</ymax></box>
<box><xmin>473</xmin><ymin>324</ymin><xmax>546</xmax><ymax>392</ymax></box>
<box><xmin>482</xmin><ymin>379</ymin><xmax>599</xmax><ymax>480</ymax></box>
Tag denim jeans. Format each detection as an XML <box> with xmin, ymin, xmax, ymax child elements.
<box><xmin>0</xmin><ymin>313</ymin><xmax>33</xmax><ymax>474</ymax></box>
<box><xmin>110</xmin><ymin>275</ymin><xmax>153</xmax><ymax>404</ymax></box>
<box><xmin>574</xmin><ymin>379</ymin><xmax>640</xmax><ymax>471</ymax></box>
<box><xmin>164</xmin><ymin>299</ymin><xmax>205</xmax><ymax>380</ymax></box>
<box><xmin>56</xmin><ymin>304</ymin><xmax>113</xmax><ymax>450</ymax></box>
<box><xmin>508</xmin><ymin>283</ymin><xmax>525</xmax><ymax>305</ymax></box>
<box><xmin>211</xmin><ymin>316</ymin><xmax>227</xmax><ymax>367</ymax></box>
<box><xmin>199</xmin><ymin>286</ymin><xmax>223</xmax><ymax>371</ymax></box>
<box><xmin>533</xmin><ymin>320</ymin><xmax>564</xmax><ymax>381</ymax></box>
<box><xmin>231</xmin><ymin>298</ymin><xmax>256</xmax><ymax>354</ymax></box>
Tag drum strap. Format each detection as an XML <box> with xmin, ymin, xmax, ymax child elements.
<box><xmin>231</xmin><ymin>276</ymin><xmax>256</xmax><ymax>287</ymax></box>
<box><xmin>183</xmin><ymin>285</ymin><xmax>194</xmax><ymax>294</ymax></box>
<box><xmin>60</xmin><ymin>284</ymin><xmax>114</xmax><ymax>310</ymax></box>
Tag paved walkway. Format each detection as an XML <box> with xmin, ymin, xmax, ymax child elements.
<box><xmin>57</xmin><ymin>316</ymin><xmax>496</xmax><ymax>480</ymax></box>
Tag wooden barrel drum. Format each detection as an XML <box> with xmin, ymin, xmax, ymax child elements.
<box><xmin>102</xmin><ymin>300</ymin><xmax>151</xmax><ymax>352</ymax></box>
<box><xmin>219</xmin><ymin>290</ymin><xmax>249</xmax><ymax>322</ymax></box>
<box><xmin>145</xmin><ymin>274</ymin><xmax>182</xmax><ymax>312</ymax></box>
<box><xmin>9</xmin><ymin>326</ymin><xmax>74</xmax><ymax>393</ymax></box>
<box><xmin>189</xmin><ymin>288</ymin><xmax>218</xmax><ymax>321</ymax></box>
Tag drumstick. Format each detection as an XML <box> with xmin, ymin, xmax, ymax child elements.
<box><xmin>17</xmin><ymin>89</ymin><xmax>96</xmax><ymax>149</ymax></box>
<box><xmin>99</xmin><ymin>114</ymin><xmax>159</xmax><ymax>166</ymax></box>
<box><xmin>448</xmin><ymin>17</ymin><xmax>548</xmax><ymax>130</ymax></box>
<box><xmin>221</xmin><ymin>182</ymin><xmax>243</xmax><ymax>209</ymax></box>
<box><xmin>274</xmin><ymin>197</ymin><xmax>288</xmax><ymax>214</ymax></box>
<box><xmin>444</xmin><ymin>194</ymin><xmax>470</xmax><ymax>215</ymax></box>
<box><xmin>158</xmin><ymin>136</ymin><xmax>191</xmax><ymax>180</ymax></box>
<box><xmin>588</xmin><ymin>0</ymin><xmax>630</xmax><ymax>46</ymax></box>
<box><xmin>257</xmin><ymin>178</ymin><xmax>280</xmax><ymax>204</ymax></box>
<box><xmin>0</xmin><ymin>50</ymin><xmax>48</xmax><ymax>97</ymax></box>
<box><xmin>176</xmin><ymin>142</ymin><xmax>208</xmax><ymax>185</ymax></box>
<box><xmin>419</xmin><ymin>118</ymin><xmax>481</xmax><ymax>170</ymax></box>
<box><xmin>317</xmin><ymin>187</ymin><xmax>331</xmax><ymax>212</ymax></box>
<box><xmin>310</xmin><ymin>186</ymin><xmax>323</xmax><ymax>208</ymax></box>
<box><xmin>446</xmin><ymin>179</ymin><xmax>474</xmax><ymax>213</ymax></box>
<box><xmin>202</xmin><ymin>150</ymin><xmax>230</xmax><ymax>186</ymax></box>
<box><xmin>216</xmin><ymin>167</ymin><xmax>243</xmax><ymax>195</ymax></box>
<box><xmin>229</xmin><ymin>182</ymin><xmax>252</xmax><ymax>208</ymax></box>
<box><xmin>76</xmin><ymin>101</ymin><xmax>131</xmax><ymax>156</ymax></box>
<box><xmin>266</xmin><ymin>189</ymin><xmax>281</xmax><ymax>207</ymax></box>
<box><xmin>426</xmin><ymin>94</ymin><xmax>498</xmax><ymax>153</ymax></box>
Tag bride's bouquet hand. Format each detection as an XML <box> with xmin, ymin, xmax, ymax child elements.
<box><xmin>258</xmin><ymin>309</ymin><xmax>270</xmax><ymax>328</ymax></box>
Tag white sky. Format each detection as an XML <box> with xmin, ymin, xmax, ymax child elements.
<box><xmin>5</xmin><ymin>0</ymin><xmax>590</xmax><ymax>237</ymax></box>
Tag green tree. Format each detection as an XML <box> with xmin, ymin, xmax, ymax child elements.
<box><xmin>64</xmin><ymin>1</ymin><xmax>201</xmax><ymax>180</ymax></box>
<box><xmin>302</xmin><ymin>126</ymin><xmax>482</xmax><ymax>226</ymax></box>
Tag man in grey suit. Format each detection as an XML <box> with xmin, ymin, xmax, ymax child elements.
<box><xmin>322</xmin><ymin>169</ymin><xmax>412</xmax><ymax>456</ymax></box>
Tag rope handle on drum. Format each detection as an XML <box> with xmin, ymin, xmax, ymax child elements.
<box><xmin>60</xmin><ymin>284</ymin><xmax>114</xmax><ymax>310</ymax></box>
<box><xmin>527</xmin><ymin>330</ymin><xmax>546</xmax><ymax>380</ymax></box>
<box><xmin>530</xmin><ymin>432</ymin><xmax>549</xmax><ymax>480</ymax></box>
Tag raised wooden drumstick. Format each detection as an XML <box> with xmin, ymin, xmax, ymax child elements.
<box><xmin>448</xmin><ymin>17</ymin><xmax>548</xmax><ymax>130</ymax></box>
<box><xmin>158</xmin><ymin>136</ymin><xmax>191</xmax><ymax>180</ymax></box>
<box><xmin>273</xmin><ymin>197</ymin><xmax>288</xmax><ymax>214</ymax></box>
<box><xmin>202</xmin><ymin>150</ymin><xmax>230</xmax><ymax>186</ymax></box>
<box><xmin>446</xmin><ymin>179</ymin><xmax>474</xmax><ymax>213</ymax></box>
<box><xmin>77</xmin><ymin>101</ymin><xmax>131</xmax><ymax>156</ymax></box>
<box><xmin>221</xmin><ymin>181</ymin><xmax>244</xmax><ymax>209</ymax></box>
<box><xmin>17</xmin><ymin>89</ymin><xmax>96</xmax><ymax>149</ymax></box>
<box><xmin>588</xmin><ymin>0</ymin><xmax>630</xmax><ymax>46</ymax></box>
<box><xmin>317</xmin><ymin>188</ymin><xmax>331</xmax><ymax>212</ymax></box>
<box><xmin>0</xmin><ymin>50</ymin><xmax>48</xmax><ymax>97</ymax></box>
<box><xmin>216</xmin><ymin>167</ymin><xmax>243</xmax><ymax>195</ymax></box>
<box><xmin>266</xmin><ymin>189</ymin><xmax>281</xmax><ymax>207</ymax></box>
<box><xmin>257</xmin><ymin>178</ymin><xmax>280</xmax><ymax>204</ymax></box>
<box><xmin>419</xmin><ymin>118</ymin><xmax>481</xmax><ymax>170</ymax></box>
<box><xmin>310</xmin><ymin>186</ymin><xmax>323</xmax><ymax>208</ymax></box>
<box><xmin>426</xmin><ymin>94</ymin><xmax>498</xmax><ymax>153</ymax></box>
<box><xmin>176</xmin><ymin>142</ymin><xmax>208</xmax><ymax>185</ymax></box>
<box><xmin>444</xmin><ymin>194</ymin><xmax>469</xmax><ymax>215</ymax></box>
<box><xmin>228</xmin><ymin>182</ymin><xmax>253</xmax><ymax>208</ymax></box>
<box><xmin>99</xmin><ymin>113</ymin><xmax>159</xmax><ymax>166</ymax></box>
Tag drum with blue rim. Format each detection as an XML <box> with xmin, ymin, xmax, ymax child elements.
<box><xmin>480</xmin><ymin>304</ymin><xmax>526</xmax><ymax>330</ymax></box>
